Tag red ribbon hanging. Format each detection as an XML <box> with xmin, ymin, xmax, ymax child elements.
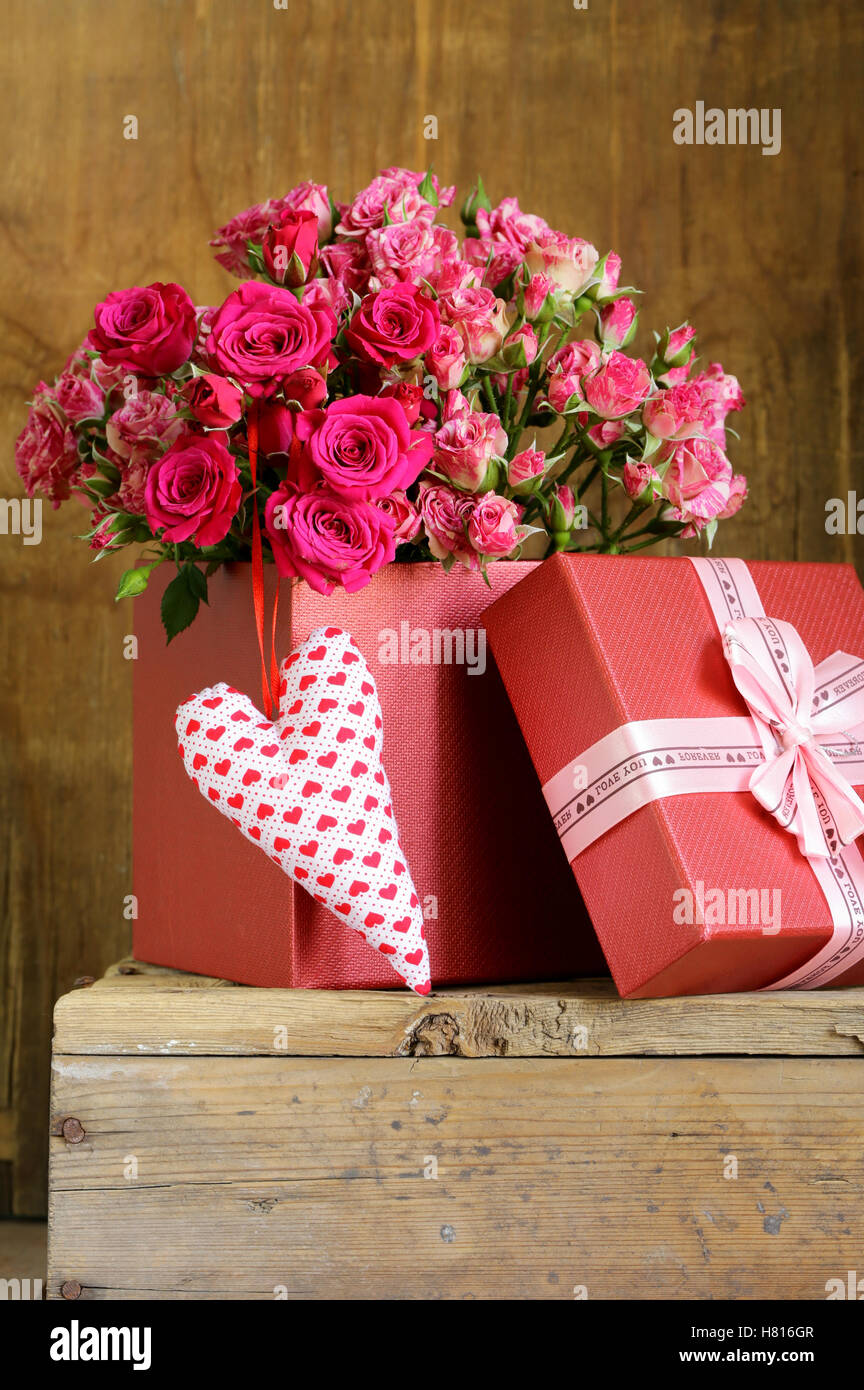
<box><xmin>246</xmin><ymin>403</ymin><xmax>281</xmax><ymax>721</ymax></box>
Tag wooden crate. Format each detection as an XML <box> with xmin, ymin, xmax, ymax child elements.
<box><xmin>48</xmin><ymin>962</ymin><xmax>864</xmax><ymax>1301</ymax></box>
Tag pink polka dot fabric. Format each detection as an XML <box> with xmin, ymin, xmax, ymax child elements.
<box><xmin>175</xmin><ymin>625</ymin><xmax>431</xmax><ymax>993</ymax></box>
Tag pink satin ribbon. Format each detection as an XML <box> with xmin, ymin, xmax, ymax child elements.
<box><xmin>542</xmin><ymin>557</ymin><xmax>864</xmax><ymax>989</ymax></box>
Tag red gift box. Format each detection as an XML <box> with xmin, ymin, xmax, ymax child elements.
<box><xmin>485</xmin><ymin>553</ymin><xmax>864</xmax><ymax>998</ymax></box>
<box><xmin>133</xmin><ymin>561</ymin><xmax>605</xmax><ymax>988</ymax></box>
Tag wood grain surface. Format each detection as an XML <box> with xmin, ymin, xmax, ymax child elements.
<box><xmin>48</xmin><ymin>1052</ymin><xmax>864</xmax><ymax>1299</ymax></box>
<box><xmin>2</xmin><ymin>0</ymin><xmax>863</xmax><ymax>1216</ymax></box>
<box><xmin>51</xmin><ymin>959</ymin><xmax>864</xmax><ymax>1058</ymax></box>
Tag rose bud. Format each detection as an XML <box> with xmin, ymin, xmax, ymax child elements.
<box><xmin>589</xmin><ymin>251</ymin><xmax>622</xmax><ymax>302</ymax></box>
<box><xmin>498</xmin><ymin>323</ymin><xmax>539</xmax><ymax>370</ymax></box>
<box><xmin>183</xmin><ymin>373</ymin><xmax>244</xmax><ymax>428</ymax></box>
<box><xmin>622</xmin><ymin>458</ymin><xmax>661</xmax><ymax>502</ymax></box>
<box><xmin>657</xmin><ymin>322</ymin><xmax>696</xmax><ymax>368</ymax></box>
<box><xmin>379</xmin><ymin>381</ymin><xmax>424</xmax><ymax>425</ymax></box>
<box><xmin>507</xmin><ymin>447</ymin><xmax>548</xmax><ymax>496</ymax></box>
<box><xmin>282</xmin><ymin>367</ymin><xmax>327</xmax><ymax>411</ymax></box>
<box><xmin>598</xmin><ymin>297</ymin><xmax>639</xmax><ymax>350</ymax></box>
<box><xmin>426</xmin><ymin>327</ymin><xmax>467</xmax><ymax>392</ymax></box>
<box><xmin>262</xmin><ymin>208</ymin><xmax>320</xmax><ymax>288</ymax></box>
<box><xmin>523</xmin><ymin>273</ymin><xmax>555</xmax><ymax>323</ymax></box>
<box><xmin>547</xmin><ymin>483</ymin><xmax>577</xmax><ymax>533</ymax></box>
<box><xmin>256</xmin><ymin>400</ymin><xmax>294</xmax><ymax>457</ymax></box>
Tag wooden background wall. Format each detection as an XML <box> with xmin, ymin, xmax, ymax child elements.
<box><xmin>0</xmin><ymin>0</ymin><xmax>861</xmax><ymax>1217</ymax></box>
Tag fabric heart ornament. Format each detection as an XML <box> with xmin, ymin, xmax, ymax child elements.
<box><xmin>175</xmin><ymin>626</ymin><xmax>431</xmax><ymax>993</ymax></box>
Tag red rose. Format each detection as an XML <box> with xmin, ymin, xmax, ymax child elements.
<box><xmin>262</xmin><ymin>208</ymin><xmax>319</xmax><ymax>287</ymax></box>
<box><xmin>344</xmin><ymin>284</ymin><xmax>440</xmax><ymax>367</ymax></box>
<box><xmin>264</xmin><ymin>483</ymin><xmax>396</xmax><ymax>594</ymax></box>
<box><xmin>144</xmin><ymin>431</ymin><xmax>241</xmax><ymax>547</ymax></box>
<box><xmin>183</xmin><ymin>373</ymin><xmax>245</xmax><ymax>428</ymax></box>
<box><xmin>206</xmin><ymin>281</ymin><xmax>336</xmax><ymax>398</ymax></box>
<box><xmin>282</xmin><ymin>367</ymin><xmax>327</xmax><ymax>411</ymax></box>
<box><xmin>89</xmin><ymin>282</ymin><xmax>197</xmax><ymax>375</ymax></box>
<box><xmin>295</xmin><ymin>394</ymin><xmax>433</xmax><ymax>499</ymax></box>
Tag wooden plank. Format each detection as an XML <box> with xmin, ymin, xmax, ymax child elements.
<box><xmin>52</xmin><ymin>960</ymin><xmax>864</xmax><ymax>1058</ymax></box>
<box><xmin>47</xmin><ymin>1054</ymin><xmax>864</xmax><ymax>1300</ymax></box>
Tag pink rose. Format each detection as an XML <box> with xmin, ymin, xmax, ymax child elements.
<box><xmin>144</xmin><ymin>432</ymin><xmax>241</xmax><ymax>546</ymax></box>
<box><xmin>318</xmin><ymin>240</ymin><xmax>370</xmax><ymax>294</ymax></box>
<box><xmin>475</xmin><ymin>197</ymin><xmax>548</xmax><ymax>252</ymax></box>
<box><xmin>54</xmin><ymin>370</ymin><xmax>105</xmax><ymax>423</ymax></box>
<box><xmin>692</xmin><ymin>364</ymin><xmax>746</xmax><ymax>448</ymax></box>
<box><xmin>582</xmin><ymin>352</ymin><xmax>652</xmax><ymax>419</ymax></box>
<box><xmin>462</xmin><ymin>237</ymin><xmax>524</xmax><ymax>289</ymax></box>
<box><xmin>426</xmin><ymin>326</ymin><xmax>467</xmax><ymax>391</ymax></box>
<box><xmin>344</xmin><ymin>284</ymin><xmax>440</xmax><ymax>367</ymax></box>
<box><xmin>439</xmin><ymin>286</ymin><xmax>508</xmax><ymax>365</ymax></box>
<box><xmin>301</xmin><ymin>276</ymin><xmax>351</xmax><ymax>320</ymax></box>
<box><xmin>642</xmin><ymin>382</ymin><xmax>706</xmax><ymax>441</ymax></box>
<box><xmin>586</xmin><ymin>418</ymin><xmax>628</xmax><ymax>449</ymax></box>
<box><xmin>89</xmin><ymin>282</ymin><xmax>197</xmax><ymax>375</ymax></box>
<box><xmin>182</xmin><ymin>373</ymin><xmax>244</xmax><ymax>429</ymax></box>
<box><xmin>378</xmin><ymin>166</ymin><xmax>455</xmax><ymax>207</ymax></box>
<box><xmin>717</xmin><ymin>473</ymin><xmax>748</xmax><ymax>520</ymax></box>
<box><xmin>426</xmin><ymin>257</ymin><xmax>477</xmax><ymax>297</ymax></box>
<box><xmin>549</xmin><ymin>339</ymin><xmax>602</xmax><ymax>377</ymax></box>
<box><xmin>507</xmin><ymin>447</ymin><xmax>547</xmax><ymax>496</ymax></box>
<box><xmin>15</xmin><ymin>385</ymin><xmax>83</xmax><ymax>506</ymax></box>
<box><xmin>282</xmin><ymin>181</ymin><xmax>333</xmax><ymax>239</ymax></box>
<box><xmin>367</xmin><ymin>220</ymin><xmax>438</xmax><ymax>287</ymax></box>
<box><xmin>418</xmin><ymin>481</ymin><xmax>476</xmax><ymax>566</ymax></box>
<box><xmin>206</xmin><ymin>281</ymin><xmax>336</xmax><ymax>397</ymax></box>
<box><xmin>524</xmin><ymin>230</ymin><xmax>599</xmax><ymax>295</ymax></box>
<box><xmin>210</xmin><ymin>198</ymin><xmax>287</xmax><ymax>276</ymax></box>
<box><xmin>264</xmin><ymin>483</ymin><xmax>396</xmax><ymax>593</ymax></box>
<box><xmin>375</xmin><ymin>489</ymin><xmax>422</xmax><ymax>544</ymax></box>
<box><xmin>106</xmin><ymin>390</ymin><xmax>184</xmax><ymax>459</ymax></box>
<box><xmin>432</xmin><ymin>411</ymin><xmax>507</xmax><ymax>491</ymax></box>
<box><xmin>467</xmin><ymin>492</ymin><xmax>523</xmax><ymax>558</ymax></box>
<box><xmin>263</xmin><ymin>208</ymin><xmax>319</xmax><ymax>287</ymax></box>
<box><xmin>598</xmin><ymin>297</ymin><xmax>638</xmax><ymax>349</ymax></box>
<box><xmin>658</xmin><ymin>437</ymin><xmax>735</xmax><ymax>533</ymax></box>
<box><xmin>337</xmin><ymin>174</ymin><xmax>437</xmax><ymax>239</ymax></box>
<box><xmin>622</xmin><ymin>459</ymin><xmax>661</xmax><ymax>501</ymax></box>
<box><xmin>116</xmin><ymin>447</ymin><xmax>152</xmax><ymax>515</ymax></box>
<box><xmin>546</xmin><ymin>372</ymin><xmax>584</xmax><ymax>414</ymax></box>
<box><xmin>295</xmin><ymin>394</ymin><xmax>433</xmax><ymax>499</ymax></box>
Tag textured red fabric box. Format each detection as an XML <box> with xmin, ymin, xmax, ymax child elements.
<box><xmin>133</xmin><ymin>561</ymin><xmax>605</xmax><ymax>988</ymax></box>
<box><xmin>485</xmin><ymin>553</ymin><xmax>864</xmax><ymax>998</ymax></box>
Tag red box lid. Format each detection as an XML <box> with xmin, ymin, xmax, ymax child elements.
<box><xmin>486</xmin><ymin>553</ymin><xmax>864</xmax><ymax>997</ymax></box>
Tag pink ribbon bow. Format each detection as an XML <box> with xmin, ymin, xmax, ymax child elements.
<box><xmin>722</xmin><ymin>616</ymin><xmax>864</xmax><ymax>859</ymax></box>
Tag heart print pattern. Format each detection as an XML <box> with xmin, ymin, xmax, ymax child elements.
<box><xmin>175</xmin><ymin>626</ymin><xmax>431</xmax><ymax>993</ymax></box>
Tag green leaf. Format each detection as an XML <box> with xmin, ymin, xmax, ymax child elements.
<box><xmin>417</xmin><ymin>168</ymin><xmax>439</xmax><ymax>207</ymax></box>
<box><xmin>184</xmin><ymin>563</ymin><xmax>209</xmax><ymax>605</ymax></box>
<box><xmin>116</xmin><ymin>563</ymin><xmax>159</xmax><ymax>600</ymax></box>
<box><xmin>160</xmin><ymin>566</ymin><xmax>201</xmax><ymax>643</ymax></box>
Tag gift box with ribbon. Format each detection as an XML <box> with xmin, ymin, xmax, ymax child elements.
<box><xmin>485</xmin><ymin>553</ymin><xmax>864</xmax><ymax>997</ymax></box>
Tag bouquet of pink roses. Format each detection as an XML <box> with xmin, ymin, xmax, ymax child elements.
<box><xmin>16</xmin><ymin>166</ymin><xmax>746</xmax><ymax>639</ymax></box>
